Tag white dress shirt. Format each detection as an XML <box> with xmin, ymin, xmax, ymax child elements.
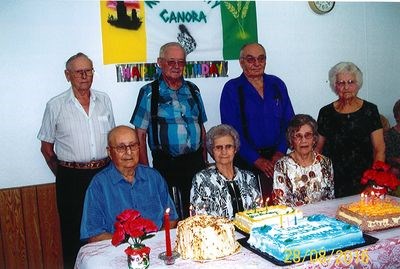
<box><xmin>38</xmin><ymin>88</ymin><xmax>115</xmax><ymax>162</ymax></box>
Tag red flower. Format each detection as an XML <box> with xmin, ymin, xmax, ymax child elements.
<box><xmin>111</xmin><ymin>209</ymin><xmax>157</xmax><ymax>250</ymax></box>
<box><xmin>361</xmin><ymin>161</ymin><xmax>400</xmax><ymax>191</ymax></box>
<box><xmin>116</xmin><ymin>209</ymin><xmax>141</xmax><ymax>223</ymax></box>
<box><xmin>111</xmin><ymin>222</ymin><xmax>126</xmax><ymax>246</ymax></box>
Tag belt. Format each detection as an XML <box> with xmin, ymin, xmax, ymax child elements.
<box><xmin>59</xmin><ymin>158</ymin><xmax>110</xmax><ymax>170</ymax></box>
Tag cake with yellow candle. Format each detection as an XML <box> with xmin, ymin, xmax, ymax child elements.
<box><xmin>234</xmin><ymin>205</ymin><xmax>303</xmax><ymax>234</ymax></box>
<box><xmin>336</xmin><ymin>198</ymin><xmax>400</xmax><ymax>231</ymax></box>
<box><xmin>174</xmin><ymin>215</ymin><xmax>240</xmax><ymax>260</ymax></box>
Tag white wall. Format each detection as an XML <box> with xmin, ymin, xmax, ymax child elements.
<box><xmin>1</xmin><ymin>1</ymin><xmax>399</xmax><ymax>188</ymax></box>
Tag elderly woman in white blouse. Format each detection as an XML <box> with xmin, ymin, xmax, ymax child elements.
<box><xmin>272</xmin><ymin>114</ymin><xmax>334</xmax><ymax>207</ymax></box>
<box><xmin>190</xmin><ymin>124</ymin><xmax>260</xmax><ymax>219</ymax></box>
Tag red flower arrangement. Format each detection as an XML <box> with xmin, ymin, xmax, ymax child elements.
<box><xmin>111</xmin><ymin>209</ymin><xmax>158</xmax><ymax>256</ymax></box>
<box><xmin>361</xmin><ymin>161</ymin><xmax>400</xmax><ymax>193</ymax></box>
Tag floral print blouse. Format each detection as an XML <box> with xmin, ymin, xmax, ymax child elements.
<box><xmin>272</xmin><ymin>153</ymin><xmax>334</xmax><ymax>207</ymax></box>
<box><xmin>190</xmin><ymin>165</ymin><xmax>261</xmax><ymax>219</ymax></box>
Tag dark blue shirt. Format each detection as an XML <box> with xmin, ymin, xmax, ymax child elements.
<box><xmin>220</xmin><ymin>73</ymin><xmax>294</xmax><ymax>165</ymax></box>
<box><xmin>80</xmin><ymin>163</ymin><xmax>178</xmax><ymax>240</ymax></box>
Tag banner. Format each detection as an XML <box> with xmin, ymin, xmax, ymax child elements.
<box><xmin>100</xmin><ymin>1</ymin><xmax>258</xmax><ymax>64</ymax></box>
<box><xmin>115</xmin><ymin>60</ymin><xmax>228</xmax><ymax>82</ymax></box>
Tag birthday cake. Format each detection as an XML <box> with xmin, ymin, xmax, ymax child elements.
<box><xmin>336</xmin><ymin>198</ymin><xmax>400</xmax><ymax>231</ymax></box>
<box><xmin>174</xmin><ymin>215</ymin><xmax>240</xmax><ymax>260</ymax></box>
<box><xmin>234</xmin><ymin>205</ymin><xmax>303</xmax><ymax>234</ymax></box>
<box><xmin>247</xmin><ymin>214</ymin><xmax>365</xmax><ymax>262</ymax></box>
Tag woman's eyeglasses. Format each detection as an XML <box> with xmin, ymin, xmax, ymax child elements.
<box><xmin>213</xmin><ymin>144</ymin><xmax>235</xmax><ymax>151</ymax></box>
<box><xmin>292</xmin><ymin>132</ymin><xmax>314</xmax><ymax>141</ymax></box>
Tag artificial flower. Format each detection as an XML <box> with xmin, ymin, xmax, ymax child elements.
<box><xmin>112</xmin><ymin>209</ymin><xmax>158</xmax><ymax>252</ymax></box>
<box><xmin>361</xmin><ymin>161</ymin><xmax>400</xmax><ymax>191</ymax></box>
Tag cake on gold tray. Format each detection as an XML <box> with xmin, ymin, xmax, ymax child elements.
<box><xmin>336</xmin><ymin>198</ymin><xmax>400</xmax><ymax>232</ymax></box>
<box><xmin>174</xmin><ymin>215</ymin><xmax>240</xmax><ymax>261</ymax></box>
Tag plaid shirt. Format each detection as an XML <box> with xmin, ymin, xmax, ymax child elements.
<box><xmin>130</xmin><ymin>78</ymin><xmax>207</xmax><ymax>157</ymax></box>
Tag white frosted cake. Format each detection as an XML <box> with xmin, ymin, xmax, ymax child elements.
<box><xmin>174</xmin><ymin>215</ymin><xmax>240</xmax><ymax>260</ymax></box>
<box><xmin>248</xmin><ymin>214</ymin><xmax>365</xmax><ymax>262</ymax></box>
<box><xmin>234</xmin><ymin>205</ymin><xmax>303</xmax><ymax>234</ymax></box>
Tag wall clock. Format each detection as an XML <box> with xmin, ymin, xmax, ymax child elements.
<box><xmin>309</xmin><ymin>1</ymin><xmax>335</xmax><ymax>15</ymax></box>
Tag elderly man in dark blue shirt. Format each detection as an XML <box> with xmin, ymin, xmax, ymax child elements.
<box><xmin>220</xmin><ymin>43</ymin><xmax>294</xmax><ymax>199</ymax></box>
<box><xmin>80</xmin><ymin>126</ymin><xmax>178</xmax><ymax>243</ymax></box>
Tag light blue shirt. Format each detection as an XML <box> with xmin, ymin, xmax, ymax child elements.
<box><xmin>80</xmin><ymin>163</ymin><xmax>178</xmax><ymax>241</ymax></box>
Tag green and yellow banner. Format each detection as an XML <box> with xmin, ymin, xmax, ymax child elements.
<box><xmin>100</xmin><ymin>1</ymin><xmax>258</xmax><ymax>64</ymax></box>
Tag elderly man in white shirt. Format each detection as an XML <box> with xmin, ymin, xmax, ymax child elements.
<box><xmin>37</xmin><ymin>52</ymin><xmax>115</xmax><ymax>269</ymax></box>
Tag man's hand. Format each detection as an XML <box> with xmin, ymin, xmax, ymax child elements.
<box><xmin>254</xmin><ymin>157</ymin><xmax>275</xmax><ymax>177</ymax></box>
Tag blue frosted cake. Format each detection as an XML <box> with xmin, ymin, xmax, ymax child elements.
<box><xmin>247</xmin><ymin>214</ymin><xmax>365</xmax><ymax>261</ymax></box>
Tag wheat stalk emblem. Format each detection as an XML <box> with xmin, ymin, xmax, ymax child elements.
<box><xmin>223</xmin><ymin>0</ymin><xmax>250</xmax><ymax>39</ymax></box>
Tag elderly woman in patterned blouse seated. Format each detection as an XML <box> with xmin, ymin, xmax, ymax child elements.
<box><xmin>190</xmin><ymin>124</ymin><xmax>261</xmax><ymax>219</ymax></box>
<box><xmin>272</xmin><ymin>114</ymin><xmax>334</xmax><ymax>207</ymax></box>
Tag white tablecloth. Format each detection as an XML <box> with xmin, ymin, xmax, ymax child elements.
<box><xmin>75</xmin><ymin>195</ymin><xmax>400</xmax><ymax>269</ymax></box>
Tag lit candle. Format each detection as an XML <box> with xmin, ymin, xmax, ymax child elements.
<box><xmin>164</xmin><ymin>208</ymin><xmax>172</xmax><ymax>257</ymax></box>
<box><xmin>280</xmin><ymin>215</ymin><xmax>283</xmax><ymax>228</ymax></box>
<box><xmin>371</xmin><ymin>191</ymin><xmax>375</xmax><ymax>205</ymax></box>
<box><xmin>254</xmin><ymin>198</ymin><xmax>259</xmax><ymax>213</ymax></box>
<box><xmin>189</xmin><ymin>204</ymin><xmax>193</xmax><ymax>217</ymax></box>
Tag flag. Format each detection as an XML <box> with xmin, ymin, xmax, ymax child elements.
<box><xmin>100</xmin><ymin>1</ymin><xmax>258</xmax><ymax>64</ymax></box>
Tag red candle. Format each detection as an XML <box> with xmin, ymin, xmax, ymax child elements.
<box><xmin>164</xmin><ymin>208</ymin><xmax>172</xmax><ymax>257</ymax></box>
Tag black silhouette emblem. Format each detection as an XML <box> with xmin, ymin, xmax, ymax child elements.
<box><xmin>107</xmin><ymin>1</ymin><xmax>142</xmax><ymax>30</ymax></box>
<box><xmin>177</xmin><ymin>24</ymin><xmax>197</xmax><ymax>55</ymax></box>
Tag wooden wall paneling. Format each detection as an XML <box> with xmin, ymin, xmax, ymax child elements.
<box><xmin>37</xmin><ymin>184</ymin><xmax>63</xmax><ymax>269</ymax></box>
<box><xmin>0</xmin><ymin>225</ymin><xmax>5</xmax><ymax>269</ymax></box>
<box><xmin>21</xmin><ymin>186</ymin><xmax>43</xmax><ymax>269</ymax></box>
<box><xmin>0</xmin><ymin>188</ymin><xmax>28</xmax><ymax>269</ymax></box>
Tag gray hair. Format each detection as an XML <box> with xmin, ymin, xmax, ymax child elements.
<box><xmin>286</xmin><ymin>114</ymin><xmax>319</xmax><ymax>150</ymax></box>
<box><xmin>65</xmin><ymin>52</ymin><xmax>92</xmax><ymax>70</ymax></box>
<box><xmin>158</xmin><ymin>42</ymin><xmax>186</xmax><ymax>59</ymax></box>
<box><xmin>393</xmin><ymin>99</ymin><xmax>400</xmax><ymax>124</ymax></box>
<box><xmin>206</xmin><ymin>124</ymin><xmax>240</xmax><ymax>156</ymax></box>
<box><xmin>239</xmin><ymin>42</ymin><xmax>266</xmax><ymax>58</ymax></box>
<box><xmin>328</xmin><ymin>62</ymin><xmax>363</xmax><ymax>94</ymax></box>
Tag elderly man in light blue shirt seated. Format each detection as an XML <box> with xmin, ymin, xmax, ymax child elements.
<box><xmin>80</xmin><ymin>125</ymin><xmax>178</xmax><ymax>243</ymax></box>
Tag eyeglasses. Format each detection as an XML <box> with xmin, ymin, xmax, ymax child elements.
<box><xmin>109</xmin><ymin>142</ymin><xmax>140</xmax><ymax>153</ymax></box>
<box><xmin>292</xmin><ymin>132</ymin><xmax>314</xmax><ymax>141</ymax></box>
<box><xmin>163</xmin><ymin>59</ymin><xmax>186</xmax><ymax>68</ymax></box>
<box><xmin>241</xmin><ymin>55</ymin><xmax>266</xmax><ymax>64</ymax></box>
<box><xmin>71</xmin><ymin>68</ymin><xmax>94</xmax><ymax>78</ymax></box>
<box><xmin>213</xmin><ymin>144</ymin><xmax>235</xmax><ymax>151</ymax></box>
<box><xmin>336</xmin><ymin>80</ymin><xmax>356</xmax><ymax>87</ymax></box>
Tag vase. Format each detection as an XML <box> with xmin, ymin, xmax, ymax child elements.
<box><xmin>371</xmin><ymin>185</ymin><xmax>387</xmax><ymax>199</ymax></box>
<box><xmin>126</xmin><ymin>246</ymin><xmax>151</xmax><ymax>269</ymax></box>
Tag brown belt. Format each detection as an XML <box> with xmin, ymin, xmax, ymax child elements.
<box><xmin>59</xmin><ymin>158</ymin><xmax>110</xmax><ymax>170</ymax></box>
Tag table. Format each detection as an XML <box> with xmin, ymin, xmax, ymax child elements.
<box><xmin>75</xmin><ymin>195</ymin><xmax>400</xmax><ymax>269</ymax></box>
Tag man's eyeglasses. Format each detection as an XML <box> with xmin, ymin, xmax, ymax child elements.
<box><xmin>242</xmin><ymin>55</ymin><xmax>266</xmax><ymax>64</ymax></box>
<box><xmin>71</xmin><ymin>69</ymin><xmax>94</xmax><ymax>78</ymax></box>
<box><xmin>293</xmin><ymin>132</ymin><xmax>314</xmax><ymax>141</ymax></box>
<box><xmin>213</xmin><ymin>144</ymin><xmax>235</xmax><ymax>151</ymax></box>
<box><xmin>109</xmin><ymin>142</ymin><xmax>140</xmax><ymax>153</ymax></box>
<box><xmin>336</xmin><ymin>80</ymin><xmax>356</xmax><ymax>87</ymax></box>
<box><xmin>164</xmin><ymin>59</ymin><xmax>186</xmax><ymax>68</ymax></box>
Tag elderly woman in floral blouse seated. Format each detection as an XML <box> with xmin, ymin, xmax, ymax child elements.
<box><xmin>190</xmin><ymin>124</ymin><xmax>260</xmax><ymax>219</ymax></box>
<box><xmin>272</xmin><ymin>114</ymin><xmax>334</xmax><ymax>207</ymax></box>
